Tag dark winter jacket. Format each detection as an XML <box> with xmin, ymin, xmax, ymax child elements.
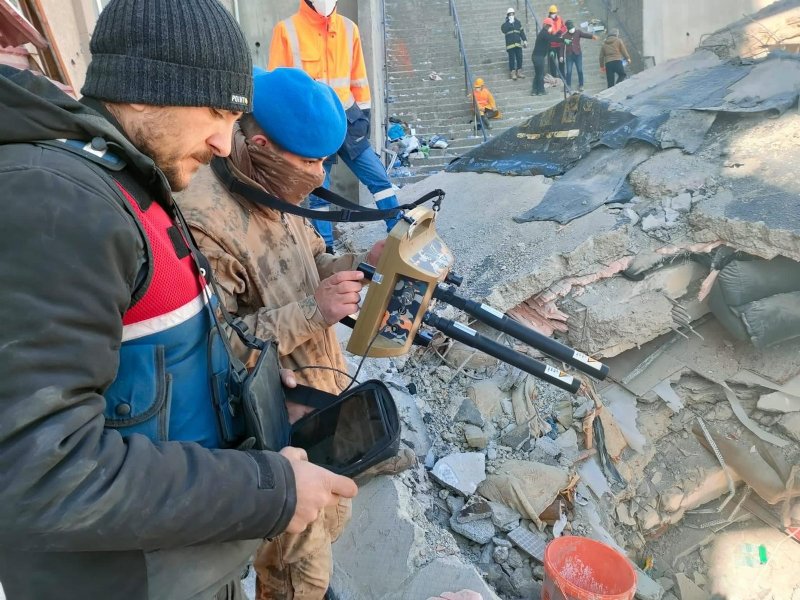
<box><xmin>532</xmin><ymin>27</ymin><xmax>564</xmax><ymax>57</ymax></box>
<box><xmin>501</xmin><ymin>18</ymin><xmax>527</xmax><ymax>50</ymax></box>
<box><xmin>565</xmin><ymin>28</ymin><xmax>595</xmax><ymax>56</ymax></box>
<box><xmin>0</xmin><ymin>65</ymin><xmax>296</xmax><ymax>599</ymax></box>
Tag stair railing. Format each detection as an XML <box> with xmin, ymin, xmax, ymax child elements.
<box><xmin>519</xmin><ymin>0</ymin><xmax>539</xmax><ymax>32</ymax></box>
<box><xmin>448</xmin><ymin>0</ymin><xmax>488</xmax><ymax>142</ymax></box>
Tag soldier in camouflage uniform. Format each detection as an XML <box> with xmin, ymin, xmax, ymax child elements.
<box><xmin>178</xmin><ymin>68</ymin><xmax>412</xmax><ymax>600</ymax></box>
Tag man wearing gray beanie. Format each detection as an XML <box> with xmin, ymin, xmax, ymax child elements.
<box><xmin>0</xmin><ymin>1</ymin><xmax>357</xmax><ymax>599</ymax></box>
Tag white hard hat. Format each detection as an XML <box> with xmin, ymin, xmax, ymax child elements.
<box><xmin>507</xmin><ymin>7</ymin><xmax>515</xmax><ymax>13</ymax></box>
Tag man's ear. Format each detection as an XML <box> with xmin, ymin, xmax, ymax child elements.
<box><xmin>250</xmin><ymin>134</ymin><xmax>269</xmax><ymax>147</ymax></box>
<box><xmin>128</xmin><ymin>103</ymin><xmax>148</xmax><ymax>113</ymax></box>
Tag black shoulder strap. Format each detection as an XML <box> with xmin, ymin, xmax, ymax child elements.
<box><xmin>210</xmin><ymin>156</ymin><xmax>445</xmax><ymax>223</ymax></box>
<box><xmin>283</xmin><ymin>383</ymin><xmax>339</xmax><ymax>410</ymax></box>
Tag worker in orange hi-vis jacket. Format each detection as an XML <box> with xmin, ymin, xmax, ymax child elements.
<box><xmin>269</xmin><ymin>0</ymin><xmax>401</xmax><ymax>254</ymax></box>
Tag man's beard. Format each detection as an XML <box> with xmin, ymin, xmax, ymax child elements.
<box><xmin>129</xmin><ymin>122</ymin><xmax>213</xmax><ymax>191</ymax></box>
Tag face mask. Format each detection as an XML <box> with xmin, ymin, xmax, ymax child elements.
<box><xmin>508</xmin><ymin>15</ymin><xmax>515</xmax><ymax>22</ymax></box>
<box><xmin>311</xmin><ymin>0</ymin><xmax>337</xmax><ymax>17</ymax></box>
<box><xmin>568</xmin><ymin>28</ymin><xmax>575</xmax><ymax>33</ymax></box>
<box><xmin>549</xmin><ymin>12</ymin><xmax>556</xmax><ymax>18</ymax></box>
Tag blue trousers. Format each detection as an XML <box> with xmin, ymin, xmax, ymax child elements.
<box><xmin>566</xmin><ymin>53</ymin><xmax>584</xmax><ymax>88</ymax></box>
<box><xmin>309</xmin><ymin>148</ymin><xmax>400</xmax><ymax>246</ymax></box>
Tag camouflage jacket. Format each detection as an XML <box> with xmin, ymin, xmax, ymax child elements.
<box><xmin>178</xmin><ymin>162</ymin><xmax>361</xmax><ymax>394</ymax></box>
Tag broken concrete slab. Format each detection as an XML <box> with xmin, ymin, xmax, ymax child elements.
<box><xmin>449</xmin><ymin>514</ymin><xmax>495</xmax><ymax>544</ymax></box>
<box><xmin>333</xmin><ymin>477</ymin><xmax>427</xmax><ymax>598</ymax></box>
<box><xmin>629</xmin><ymin>149</ymin><xmax>719</xmax><ymax>200</ymax></box>
<box><xmin>562</xmin><ymin>261</ymin><xmax>707</xmax><ymax>357</ymax></box>
<box><xmin>431</xmin><ymin>453</ymin><xmax>486</xmax><ymax>497</ymax></box>
<box><xmin>339</xmin><ymin>170</ymin><xmax>637</xmax><ymax>312</ymax></box>
<box><xmin>757</xmin><ymin>391</ymin><xmax>800</xmax><ymax>413</ymax></box>
<box><xmin>384</xmin><ymin>557</ymin><xmax>501</xmax><ymax>600</ymax></box>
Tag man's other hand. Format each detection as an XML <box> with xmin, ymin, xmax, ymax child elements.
<box><xmin>280</xmin><ymin>447</ymin><xmax>358</xmax><ymax>533</ymax></box>
<box><xmin>314</xmin><ymin>270</ymin><xmax>364</xmax><ymax>324</ymax></box>
<box><xmin>366</xmin><ymin>239</ymin><xmax>386</xmax><ymax>266</ymax></box>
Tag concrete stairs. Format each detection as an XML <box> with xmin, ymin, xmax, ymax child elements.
<box><xmin>383</xmin><ymin>0</ymin><xmax>607</xmax><ymax>186</ymax></box>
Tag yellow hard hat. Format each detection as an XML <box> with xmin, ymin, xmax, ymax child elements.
<box><xmin>474</xmin><ymin>78</ymin><xmax>484</xmax><ymax>88</ymax></box>
<box><xmin>549</xmin><ymin>4</ymin><xmax>558</xmax><ymax>13</ymax></box>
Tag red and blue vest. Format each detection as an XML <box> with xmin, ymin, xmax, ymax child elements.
<box><xmin>99</xmin><ymin>166</ymin><xmax>232</xmax><ymax>448</ymax></box>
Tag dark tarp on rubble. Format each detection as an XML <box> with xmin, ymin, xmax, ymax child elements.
<box><xmin>447</xmin><ymin>53</ymin><xmax>800</xmax><ymax>224</ymax></box>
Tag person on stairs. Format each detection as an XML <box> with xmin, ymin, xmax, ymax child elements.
<box><xmin>564</xmin><ymin>20</ymin><xmax>598</xmax><ymax>92</ymax></box>
<box><xmin>531</xmin><ymin>18</ymin><xmax>565</xmax><ymax>96</ymax></box>
<box><xmin>501</xmin><ymin>7</ymin><xmax>527</xmax><ymax>81</ymax></box>
<box><xmin>599</xmin><ymin>28</ymin><xmax>632</xmax><ymax>88</ymax></box>
<box><xmin>268</xmin><ymin>0</ymin><xmax>401</xmax><ymax>254</ymax></box>
<box><xmin>546</xmin><ymin>4</ymin><xmax>567</xmax><ymax>79</ymax></box>
<box><xmin>472</xmin><ymin>78</ymin><xmax>500</xmax><ymax>130</ymax></box>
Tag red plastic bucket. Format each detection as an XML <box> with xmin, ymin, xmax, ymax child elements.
<box><xmin>542</xmin><ymin>536</ymin><xmax>636</xmax><ymax>600</ymax></box>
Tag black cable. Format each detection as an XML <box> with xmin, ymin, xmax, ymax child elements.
<box><xmin>340</xmin><ymin>326</ymin><xmax>388</xmax><ymax>394</ymax></box>
<box><xmin>292</xmin><ymin>365</ymin><xmax>360</xmax><ymax>386</ymax></box>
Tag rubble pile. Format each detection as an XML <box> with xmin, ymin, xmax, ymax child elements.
<box><xmin>332</xmin><ymin>4</ymin><xmax>800</xmax><ymax>599</ymax></box>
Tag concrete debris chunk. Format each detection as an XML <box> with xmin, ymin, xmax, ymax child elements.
<box><xmin>492</xmin><ymin>536</ymin><xmax>512</xmax><ymax>548</ymax></box>
<box><xmin>642</xmin><ymin>212</ymin><xmax>667</xmax><ymax>232</ymax></box>
<box><xmin>777</xmin><ymin>412</ymin><xmax>800</xmax><ymax>443</ymax></box>
<box><xmin>506</xmin><ymin>525</ymin><xmax>547</xmax><ymax>562</ymax></box>
<box><xmin>387</xmin><ymin>556</ymin><xmax>501</xmax><ymax>600</ymax></box>
<box><xmin>555</xmin><ymin>428</ymin><xmax>579</xmax><ymax>457</ymax></box>
<box><xmin>671</xmin><ymin>193</ymin><xmax>693</xmax><ymax>213</ymax></box>
<box><xmin>446</xmin><ymin>495</ymin><xmax>466</xmax><ymax>515</ymax></box>
<box><xmin>758</xmin><ymin>391</ymin><xmax>800</xmax><ymax>414</ymax></box>
<box><xmin>488</xmin><ymin>501</ymin><xmax>522</xmax><ymax>532</ymax></box>
<box><xmin>493</xmin><ymin>545</ymin><xmax>509</xmax><ymax>563</ymax></box>
<box><xmin>535</xmin><ymin>435</ymin><xmax>561</xmax><ymax>458</ymax></box>
<box><xmin>457</xmin><ymin>497</ymin><xmax>493</xmax><ymax>523</ymax></box>
<box><xmin>635</xmin><ymin>567</ymin><xmax>666</xmax><ymax>600</ymax></box>
<box><xmin>455</xmin><ymin>397</ymin><xmax>486</xmax><ymax>427</ymax></box>
<box><xmin>449</xmin><ymin>513</ymin><xmax>495</xmax><ymax>544</ymax></box>
<box><xmin>616</xmin><ymin>503</ymin><xmax>637</xmax><ymax>527</ymax></box>
<box><xmin>431</xmin><ymin>453</ymin><xmax>486</xmax><ymax>497</ymax></box>
<box><xmin>500</xmin><ymin>423</ymin><xmax>531</xmax><ymax>450</ymax></box>
<box><xmin>500</xmin><ymin>398</ymin><xmax>514</xmax><ymax>417</ymax></box>
<box><xmin>674</xmin><ymin>574</ymin><xmax>710</xmax><ymax>600</ymax></box>
<box><xmin>467</xmin><ymin>379</ymin><xmax>506</xmax><ymax>423</ymax></box>
<box><xmin>624</xmin><ymin>207</ymin><xmax>641</xmax><ymax>225</ymax></box>
<box><xmin>463</xmin><ymin>424</ymin><xmax>488</xmax><ymax>449</ymax></box>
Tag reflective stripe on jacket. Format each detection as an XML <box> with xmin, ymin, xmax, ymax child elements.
<box><xmin>501</xmin><ymin>19</ymin><xmax>527</xmax><ymax>50</ymax></box>
<box><xmin>268</xmin><ymin>1</ymin><xmax>370</xmax><ymax>111</ymax></box>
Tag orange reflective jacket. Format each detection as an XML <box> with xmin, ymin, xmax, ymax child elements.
<box><xmin>268</xmin><ymin>1</ymin><xmax>370</xmax><ymax>111</ymax></box>
<box><xmin>473</xmin><ymin>88</ymin><xmax>497</xmax><ymax>112</ymax></box>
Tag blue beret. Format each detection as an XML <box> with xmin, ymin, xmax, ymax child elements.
<box><xmin>251</xmin><ymin>67</ymin><xmax>346</xmax><ymax>159</ymax></box>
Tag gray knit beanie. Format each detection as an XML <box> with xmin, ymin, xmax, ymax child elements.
<box><xmin>82</xmin><ymin>0</ymin><xmax>252</xmax><ymax>112</ymax></box>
